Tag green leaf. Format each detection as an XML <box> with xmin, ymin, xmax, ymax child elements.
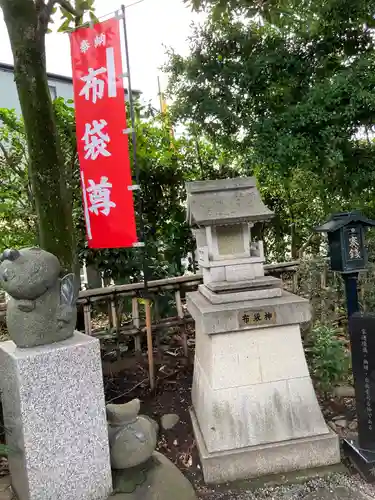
<box><xmin>57</xmin><ymin>19</ymin><xmax>71</xmax><ymax>32</ymax></box>
<box><xmin>60</xmin><ymin>8</ymin><xmax>74</xmax><ymax>21</ymax></box>
<box><xmin>89</xmin><ymin>11</ymin><xmax>99</xmax><ymax>24</ymax></box>
<box><xmin>0</xmin><ymin>444</ymin><xmax>8</xmax><ymax>457</ymax></box>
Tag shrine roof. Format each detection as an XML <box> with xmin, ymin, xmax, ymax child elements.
<box><xmin>186</xmin><ymin>177</ymin><xmax>273</xmax><ymax>226</ymax></box>
<box><xmin>315</xmin><ymin>211</ymin><xmax>375</xmax><ymax>233</ymax></box>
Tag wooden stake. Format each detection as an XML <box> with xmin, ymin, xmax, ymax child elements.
<box><xmin>153</xmin><ymin>296</ymin><xmax>161</xmax><ymax>360</ymax></box>
<box><xmin>175</xmin><ymin>289</ymin><xmax>188</xmax><ymax>358</ymax></box>
<box><xmin>110</xmin><ymin>296</ymin><xmax>119</xmax><ymax>332</ymax></box>
<box><xmin>110</xmin><ymin>295</ymin><xmax>120</xmax><ymax>359</ymax></box>
<box><xmin>83</xmin><ymin>303</ymin><xmax>92</xmax><ymax>336</ymax></box>
<box><xmin>145</xmin><ymin>299</ymin><xmax>155</xmax><ymax>390</ymax></box>
<box><xmin>132</xmin><ymin>297</ymin><xmax>141</xmax><ymax>351</ymax></box>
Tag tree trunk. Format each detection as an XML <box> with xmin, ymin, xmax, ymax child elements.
<box><xmin>0</xmin><ymin>0</ymin><xmax>76</xmax><ymax>275</ymax></box>
<box><xmin>291</xmin><ymin>222</ymin><xmax>299</xmax><ymax>260</ymax></box>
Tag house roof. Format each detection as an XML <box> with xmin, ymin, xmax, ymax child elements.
<box><xmin>0</xmin><ymin>61</ymin><xmax>142</xmax><ymax>96</ymax></box>
<box><xmin>186</xmin><ymin>176</ymin><xmax>274</xmax><ymax>226</ymax></box>
<box><xmin>0</xmin><ymin>61</ymin><xmax>74</xmax><ymax>84</ymax></box>
<box><xmin>315</xmin><ymin>211</ymin><xmax>375</xmax><ymax>233</ymax></box>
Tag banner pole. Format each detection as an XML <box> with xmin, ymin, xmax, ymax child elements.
<box><xmin>121</xmin><ymin>4</ymin><xmax>149</xmax><ymax>291</ymax></box>
<box><xmin>157</xmin><ymin>76</ymin><xmax>163</xmax><ymax>114</ymax></box>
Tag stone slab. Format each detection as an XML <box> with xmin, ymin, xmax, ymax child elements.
<box><xmin>192</xmin><ymin>355</ymin><xmax>328</xmax><ymax>453</ymax></box>
<box><xmin>190</xmin><ymin>408</ymin><xmax>340</xmax><ymax>484</ymax></box>
<box><xmin>206</xmin><ymin>275</ymin><xmax>282</xmax><ymax>293</ymax></box>
<box><xmin>0</xmin><ymin>332</ymin><xmax>112</xmax><ymax>500</ymax></box>
<box><xmin>348</xmin><ymin>313</ymin><xmax>375</xmax><ymax>449</ymax></box>
<box><xmin>198</xmin><ymin>284</ymin><xmax>282</xmax><ymax>304</ymax></box>
<box><xmin>187</xmin><ymin>289</ymin><xmax>311</xmax><ymax>334</ymax></box>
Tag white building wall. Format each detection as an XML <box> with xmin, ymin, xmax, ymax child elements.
<box><xmin>0</xmin><ymin>63</ymin><xmax>139</xmax><ymax>115</ymax></box>
<box><xmin>0</xmin><ymin>65</ymin><xmax>74</xmax><ymax>114</ymax></box>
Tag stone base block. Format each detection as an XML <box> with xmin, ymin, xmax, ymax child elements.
<box><xmin>206</xmin><ymin>276</ymin><xmax>282</xmax><ymax>293</ymax></box>
<box><xmin>199</xmin><ymin>284</ymin><xmax>282</xmax><ymax>304</ymax></box>
<box><xmin>190</xmin><ymin>409</ymin><xmax>340</xmax><ymax>484</ymax></box>
<box><xmin>0</xmin><ymin>332</ymin><xmax>112</xmax><ymax>500</ymax></box>
<box><xmin>187</xmin><ymin>289</ymin><xmax>311</xmax><ymax>335</ymax></box>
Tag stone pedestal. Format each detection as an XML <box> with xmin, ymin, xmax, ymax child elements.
<box><xmin>187</xmin><ymin>290</ymin><xmax>341</xmax><ymax>484</ymax></box>
<box><xmin>185</xmin><ymin>176</ymin><xmax>340</xmax><ymax>484</ymax></box>
<box><xmin>0</xmin><ymin>332</ymin><xmax>112</xmax><ymax>500</ymax></box>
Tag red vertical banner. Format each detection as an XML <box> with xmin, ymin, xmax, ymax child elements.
<box><xmin>70</xmin><ymin>17</ymin><xmax>137</xmax><ymax>249</ymax></box>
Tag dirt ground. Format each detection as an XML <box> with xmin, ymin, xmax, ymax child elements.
<box><xmin>102</xmin><ymin>338</ymin><xmax>213</xmax><ymax>495</ymax></box>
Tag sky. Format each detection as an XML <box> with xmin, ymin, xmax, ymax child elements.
<box><xmin>0</xmin><ymin>0</ymin><xmax>203</xmax><ymax>107</ymax></box>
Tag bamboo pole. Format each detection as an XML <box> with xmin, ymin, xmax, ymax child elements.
<box><xmin>132</xmin><ymin>297</ymin><xmax>141</xmax><ymax>351</ymax></box>
<box><xmin>144</xmin><ymin>299</ymin><xmax>155</xmax><ymax>390</ymax></box>
<box><xmin>175</xmin><ymin>289</ymin><xmax>188</xmax><ymax>358</ymax></box>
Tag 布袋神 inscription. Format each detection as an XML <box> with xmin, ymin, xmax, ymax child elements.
<box><xmin>239</xmin><ymin>309</ymin><xmax>276</xmax><ymax>327</ymax></box>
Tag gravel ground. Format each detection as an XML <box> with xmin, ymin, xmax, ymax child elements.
<box><xmin>199</xmin><ymin>473</ymin><xmax>375</xmax><ymax>500</ymax></box>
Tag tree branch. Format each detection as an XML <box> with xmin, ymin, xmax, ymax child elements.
<box><xmin>298</xmin><ymin>232</ymin><xmax>315</xmax><ymax>259</ymax></box>
<box><xmin>41</xmin><ymin>0</ymin><xmax>80</xmax><ymax>33</ymax></box>
<box><xmin>0</xmin><ymin>141</ymin><xmax>24</xmax><ymax>178</ymax></box>
<box><xmin>44</xmin><ymin>0</ymin><xmax>56</xmax><ymax>19</ymax></box>
<box><xmin>56</xmin><ymin>0</ymin><xmax>79</xmax><ymax>16</ymax></box>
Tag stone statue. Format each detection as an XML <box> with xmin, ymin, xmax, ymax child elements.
<box><xmin>107</xmin><ymin>399</ymin><xmax>157</xmax><ymax>470</ymax></box>
<box><xmin>0</xmin><ymin>247</ymin><xmax>78</xmax><ymax>348</ymax></box>
<box><xmin>107</xmin><ymin>399</ymin><xmax>197</xmax><ymax>500</ymax></box>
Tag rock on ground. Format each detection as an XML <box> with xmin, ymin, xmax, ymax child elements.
<box><xmin>161</xmin><ymin>414</ymin><xmax>180</xmax><ymax>430</ymax></box>
<box><xmin>333</xmin><ymin>386</ymin><xmax>356</xmax><ymax>398</ymax></box>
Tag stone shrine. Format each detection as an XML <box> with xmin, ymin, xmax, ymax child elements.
<box><xmin>186</xmin><ymin>177</ymin><xmax>340</xmax><ymax>484</ymax></box>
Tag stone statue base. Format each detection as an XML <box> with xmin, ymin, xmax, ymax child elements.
<box><xmin>110</xmin><ymin>452</ymin><xmax>197</xmax><ymax>500</ymax></box>
<box><xmin>0</xmin><ymin>332</ymin><xmax>112</xmax><ymax>500</ymax></box>
<box><xmin>191</xmin><ymin>409</ymin><xmax>339</xmax><ymax>484</ymax></box>
<box><xmin>187</xmin><ymin>289</ymin><xmax>340</xmax><ymax>484</ymax></box>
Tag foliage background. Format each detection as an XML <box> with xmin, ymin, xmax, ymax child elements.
<box><xmin>168</xmin><ymin>0</ymin><xmax>375</xmax><ymax>260</ymax></box>
<box><xmin>3</xmin><ymin>0</ymin><xmax>375</xmax><ymax>392</ymax></box>
<box><xmin>0</xmin><ymin>98</ymin><xmax>243</xmax><ymax>284</ymax></box>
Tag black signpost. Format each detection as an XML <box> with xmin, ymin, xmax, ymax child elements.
<box><xmin>315</xmin><ymin>211</ymin><xmax>375</xmax><ymax>480</ymax></box>
<box><xmin>344</xmin><ymin>312</ymin><xmax>375</xmax><ymax>479</ymax></box>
